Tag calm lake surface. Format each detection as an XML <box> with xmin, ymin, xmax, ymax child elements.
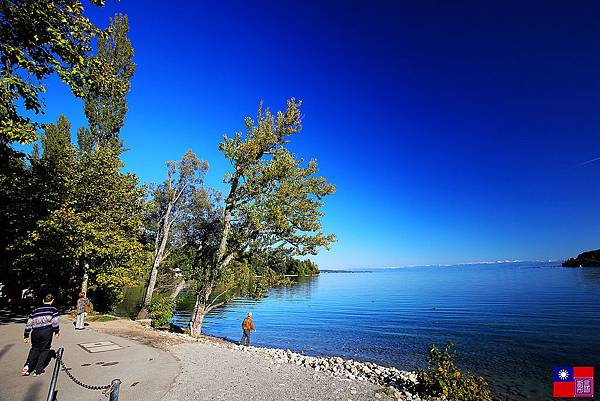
<box><xmin>174</xmin><ymin>262</ymin><xmax>600</xmax><ymax>400</ymax></box>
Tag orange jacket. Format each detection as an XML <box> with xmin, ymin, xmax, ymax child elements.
<box><xmin>242</xmin><ymin>317</ymin><xmax>255</xmax><ymax>331</ymax></box>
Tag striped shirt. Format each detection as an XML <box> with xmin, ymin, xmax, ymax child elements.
<box><xmin>24</xmin><ymin>306</ymin><xmax>60</xmax><ymax>338</ymax></box>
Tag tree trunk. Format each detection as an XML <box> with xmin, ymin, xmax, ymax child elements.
<box><xmin>215</xmin><ymin>175</ymin><xmax>238</xmax><ymax>268</ymax></box>
<box><xmin>142</xmin><ymin>256</ymin><xmax>160</xmax><ymax>305</ymax></box>
<box><xmin>138</xmin><ymin>204</ymin><xmax>173</xmax><ymax>320</ymax></box>
<box><xmin>189</xmin><ymin>287</ymin><xmax>211</xmax><ymax>338</ymax></box>
<box><xmin>170</xmin><ymin>279</ymin><xmax>186</xmax><ymax>300</ymax></box>
<box><xmin>81</xmin><ymin>271</ymin><xmax>88</xmax><ymax>294</ymax></box>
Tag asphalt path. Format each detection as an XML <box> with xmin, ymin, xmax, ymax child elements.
<box><xmin>0</xmin><ymin>311</ymin><xmax>179</xmax><ymax>401</ymax></box>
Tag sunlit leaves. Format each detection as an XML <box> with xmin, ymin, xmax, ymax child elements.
<box><xmin>220</xmin><ymin>98</ymin><xmax>336</xmax><ymax>257</ymax></box>
<box><xmin>20</xmin><ymin>116</ymin><xmax>146</xmax><ymax>303</ymax></box>
<box><xmin>0</xmin><ymin>0</ymin><xmax>105</xmax><ymax>143</ymax></box>
<box><xmin>83</xmin><ymin>14</ymin><xmax>135</xmax><ymax>148</ymax></box>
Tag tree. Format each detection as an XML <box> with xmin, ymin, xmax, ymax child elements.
<box><xmin>188</xmin><ymin>99</ymin><xmax>336</xmax><ymax>337</ymax></box>
<box><xmin>18</xmin><ymin>117</ymin><xmax>146</xmax><ymax>309</ymax></box>
<box><xmin>138</xmin><ymin>149</ymin><xmax>209</xmax><ymax>319</ymax></box>
<box><xmin>0</xmin><ymin>143</ymin><xmax>38</xmax><ymax>304</ymax></box>
<box><xmin>83</xmin><ymin>14</ymin><xmax>135</xmax><ymax>148</ymax></box>
<box><xmin>0</xmin><ymin>0</ymin><xmax>105</xmax><ymax>143</ymax></box>
<box><xmin>2</xmin><ymin>116</ymin><xmax>77</xmax><ymax>302</ymax></box>
<box><xmin>69</xmin><ymin>142</ymin><xmax>146</xmax><ymax>304</ymax></box>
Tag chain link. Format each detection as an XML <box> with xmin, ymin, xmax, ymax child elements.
<box><xmin>57</xmin><ymin>352</ymin><xmax>113</xmax><ymax>393</ymax></box>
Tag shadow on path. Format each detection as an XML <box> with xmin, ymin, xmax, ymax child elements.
<box><xmin>21</xmin><ymin>379</ymin><xmax>44</xmax><ymax>401</ymax></box>
<box><xmin>0</xmin><ymin>343</ymin><xmax>14</xmax><ymax>362</ymax></box>
<box><xmin>0</xmin><ymin>309</ymin><xmax>27</xmax><ymax>325</ymax></box>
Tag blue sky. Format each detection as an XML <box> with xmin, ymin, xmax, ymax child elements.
<box><xmin>31</xmin><ymin>1</ymin><xmax>600</xmax><ymax>268</ymax></box>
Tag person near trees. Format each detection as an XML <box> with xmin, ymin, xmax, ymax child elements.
<box><xmin>22</xmin><ymin>294</ymin><xmax>60</xmax><ymax>376</ymax></box>
<box><xmin>240</xmin><ymin>312</ymin><xmax>256</xmax><ymax>346</ymax></box>
<box><xmin>75</xmin><ymin>292</ymin><xmax>91</xmax><ymax>330</ymax></box>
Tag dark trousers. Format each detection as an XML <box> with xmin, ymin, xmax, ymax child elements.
<box><xmin>240</xmin><ymin>329</ymin><xmax>251</xmax><ymax>346</ymax></box>
<box><xmin>25</xmin><ymin>327</ymin><xmax>54</xmax><ymax>373</ymax></box>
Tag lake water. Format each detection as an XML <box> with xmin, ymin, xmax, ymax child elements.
<box><xmin>173</xmin><ymin>262</ymin><xmax>600</xmax><ymax>400</ymax></box>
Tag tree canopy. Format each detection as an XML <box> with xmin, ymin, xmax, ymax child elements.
<box><xmin>0</xmin><ymin>0</ymin><xmax>105</xmax><ymax>143</ymax></box>
<box><xmin>83</xmin><ymin>13</ymin><xmax>135</xmax><ymax>148</ymax></box>
<box><xmin>188</xmin><ymin>99</ymin><xmax>335</xmax><ymax>336</ymax></box>
<box><xmin>0</xmin><ymin>0</ymin><xmax>335</xmax><ymax>326</ymax></box>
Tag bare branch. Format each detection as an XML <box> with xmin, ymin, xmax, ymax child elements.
<box><xmin>207</xmin><ymin>286</ymin><xmax>235</xmax><ymax>309</ymax></box>
<box><xmin>206</xmin><ymin>301</ymin><xmax>225</xmax><ymax>313</ymax></box>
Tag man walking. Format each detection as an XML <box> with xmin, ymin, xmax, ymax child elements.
<box><xmin>240</xmin><ymin>312</ymin><xmax>255</xmax><ymax>346</ymax></box>
<box><xmin>22</xmin><ymin>294</ymin><xmax>60</xmax><ymax>376</ymax></box>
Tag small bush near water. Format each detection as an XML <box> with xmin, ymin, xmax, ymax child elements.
<box><xmin>417</xmin><ymin>342</ymin><xmax>492</xmax><ymax>401</ymax></box>
<box><xmin>148</xmin><ymin>297</ymin><xmax>175</xmax><ymax>328</ymax></box>
<box><xmin>85</xmin><ymin>314</ymin><xmax>119</xmax><ymax>322</ymax></box>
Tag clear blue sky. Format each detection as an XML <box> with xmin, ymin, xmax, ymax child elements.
<box><xmin>34</xmin><ymin>1</ymin><xmax>600</xmax><ymax>268</ymax></box>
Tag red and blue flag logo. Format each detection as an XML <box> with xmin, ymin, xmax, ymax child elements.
<box><xmin>553</xmin><ymin>366</ymin><xmax>594</xmax><ymax>398</ymax></box>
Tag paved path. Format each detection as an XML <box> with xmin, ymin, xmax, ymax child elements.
<box><xmin>0</xmin><ymin>312</ymin><xmax>179</xmax><ymax>401</ymax></box>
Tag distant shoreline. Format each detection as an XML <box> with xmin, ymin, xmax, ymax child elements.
<box><xmin>320</xmin><ymin>269</ymin><xmax>372</xmax><ymax>273</ymax></box>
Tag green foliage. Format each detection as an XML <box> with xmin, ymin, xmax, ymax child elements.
<box><xmin>252</xmin><ymin>268</ymin><xmax>293</xmax><ymax>298</ymax></box>
<box><xmin>0</xmin><ymin>144</ymin><xmax>39</xmax><ymax>301</ymax></box>
<box><xmin>1</xmin><ymin>8</ymin><xmax>142</xmax><ymax>311</ymax></box>
<box><xmin>219</xmin><ymin>98</ymin><xmax>336</xmax><ymax>258</ymax></box>
<box><xmin>148</xmin><ymin>297</ymin><xmax>175</xmax><ymax>328</ymax></box>
<box><xmin>417</xmin><ymin>342</ymin><xmax>492</xmax><ymax>401</ymax></box>
<box><xmin>85</xmin><ymin>314</ymin><xmax>118</xmax><ymax>322</ymax></box>
<box><xmin>376</xmin><ymin>387</ymin><xmax>396</xmax><ymax>396</ymax></box>
<box><xmin>84</xmin><ymin>14</ymin><xmax>135</xmax><ymax>148</ymax></box>
<box><xmin>276</xmin><ymin>257</ymin><xmax>319</xmax><ymax>276</ymax></box>
<box><xmin>14</xmin><ymin>115</ymin><xmax>146</xmax><ymax>310</ymax></box>
<box><xmin>139</xmin><ymin>149</ymin><xmax>211</xmax><ymax>310</ymax></box>
<box><xmin>0</xmin><ymin>0</ymin><xmax>105</xmax><ymax>143</ymax></box>
<box><xmin>185</xmin><ymin>99</ymin><xmax>335</xmax><ymax>335</ymax></box>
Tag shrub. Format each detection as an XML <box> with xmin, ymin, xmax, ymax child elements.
<box><xmin>86</xmin><ymin>314</ymin><xmax>119</xmax><ymax>322</ymax></box>
<box><xmin>147</xmin><ymin>297</ymin><xmax>175</xmax><ymax>328</ymax></box>
<box><xmin>416</xmin><ymin>342</ymin><xmax>492</xmax><ymax>401</ymax></box>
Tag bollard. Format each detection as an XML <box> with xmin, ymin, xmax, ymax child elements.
<box><xmin>46</xmin><ymin>347</ymin><xmax>64</xmax><ymax>401</ymax></box>
<box><xmin>109</xmin><ymin>378</ymin><xmax>121</xmax><ymax>401</ymax></box>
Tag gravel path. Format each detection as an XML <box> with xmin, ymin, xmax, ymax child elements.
<box><xmin>162</xmin><ymin>342</ymin><xmax>382</xmax><ymax>401</ymax></box>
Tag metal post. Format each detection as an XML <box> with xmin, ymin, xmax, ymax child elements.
<box><xmin>46</xmin><ymin>347</ymin><xmax>64</xmax><ymax>401</ymax></box>
<box><xmin>109</xmin><ymin>379</ymin><xmax>121</xmax><ymax>401</ymax></box>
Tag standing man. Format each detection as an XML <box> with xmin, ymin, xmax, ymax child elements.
<box><xmin>75</xmin><ymin>291</ymin><xmax>90</xmax><ymax>330</ymax></box>
<box><xmin>22</xmin><ymin>294</ymin><xmax>60</xmax><ymax>376</ymax></box>
<box><xmin>240</xmin><ymin>312</ymin><xmax>256</xmax><ymax>346</ymax></box>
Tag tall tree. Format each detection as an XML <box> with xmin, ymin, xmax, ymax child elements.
<box><xmin>12</xmin><ymin>116</ymin><xmax>79</xmax><ymax>301</ymax></box>
<box><xmin>83</xmin><ymin>14</ymin><xmax>135</xmax><ymax>148</ymax></box>
<box><xmin>188</xmin><ymin>99</ymin><xmax>336</xmax><ymax>336</ymax></box>
<box><xmin>138</xmin><ymin>149</ymin><xmax>209</xmax><ymax>319</ymax></box>
<box><xmin>0</xmin><ymin>0</ymin><xmax>105</xmax><ymax>143</ymax></box>
<box><xmin>16</xmin><ymin>115</ymin><xmax>146</xmax><ymax>309</ymax></box>
<box><xmin>0</xmin><ymin>143</ymin><xmax>37</xmax><ymax>303</ymax></box>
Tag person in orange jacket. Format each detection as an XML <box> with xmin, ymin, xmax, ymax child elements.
<box><xmin>240</xmin><ymin>312</ymin><xmax>256</xmax><ymax>346</ymax></box>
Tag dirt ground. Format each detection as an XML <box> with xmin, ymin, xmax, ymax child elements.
<box><xmin>91</xmin><ymin>318</ymin><xmax>227</xmax><ymax>351</ymax></box>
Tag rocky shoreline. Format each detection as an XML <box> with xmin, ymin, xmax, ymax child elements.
<box><xmin>236</xmin><ymin>344</ymin><xmax>444</xmax><ymax>401</ymax></box>
<box><xmin>97</xmin><ymin>319</ymin><xmax>446</xmax><ymax>401</ymax></box>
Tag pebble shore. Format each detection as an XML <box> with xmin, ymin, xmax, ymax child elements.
<box><xmin>99</xmin><ymin>320</ymin><xmax>447</xmax><ymax>400</ymax></box>
<box><xmin>236</xmin><ymin>344</ymin><xmax>445</xmax><ymax>401</ymax></box>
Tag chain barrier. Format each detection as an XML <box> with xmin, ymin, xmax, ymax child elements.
<box><xmin>57</xmin><ymin>352</ymin><xmax>114</xmax><ymax>395</ymax></box>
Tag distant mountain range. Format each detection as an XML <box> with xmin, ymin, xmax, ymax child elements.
<box><xmin>563</xmin><ymin>249</ymin><xmax>600</xmax><ymax>267</ymax></box>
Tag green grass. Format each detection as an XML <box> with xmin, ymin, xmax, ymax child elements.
<box><xmin>376</xmin><ymin>387</ymin><xmax>397</xmax><ymax>397</ymax></box>
<box><xmin>85</xmin><ymin>314</ymin><xmax>119</xmax><ymax>322</ymax></box>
